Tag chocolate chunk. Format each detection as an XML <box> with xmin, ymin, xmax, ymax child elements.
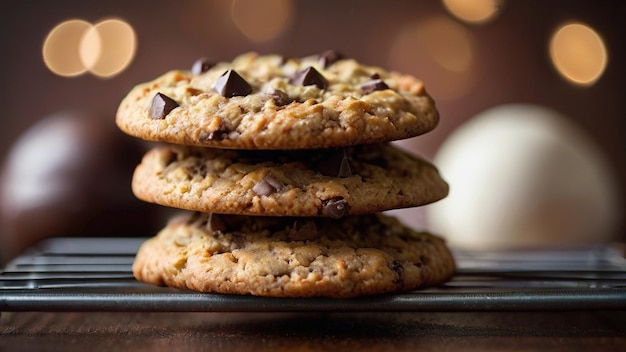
<box><xmin>317</xmin><ymin>148</ymin><xmax>352</xmax><ymax>178</ymax></box>
<box><xmin>229</xmin><ymin>231</ymin><xmax>247</xmax><ymax>249</ymax></box>
<box><xmin>288</xmin><ymin>220</ymin><xmax>319</xmax><ymax>241</ymax></box>
<box><xmin>322</xmin><ymin>198</ymin><xmax>349</xmax><ymax>218</ymax></box>
<box><xmin>191</xmin><ymin>57</ymin><xmax>214</xmax><ymax>74</ymax></box>
<box><xmin>270</xmin><ymin>89</ymin><xmax>294</xmax><ymax>106</ymax></box>
<box><xmin>200</xmin><ymin>126</ymin><xmax>231</xmax><ymax>141</ymax></box>
<box><xmin>290</xmin><ymin>67</ymin><xmax>328</xmax><ymax>89</ymax></box>
<box><xmin>361</xmin><ymin>75</ymin><xmax>389</xmax><ymax>94</ymax></box>
<box><xmin>318</xmin><ymin>50</ymin><xmax>343</xmax><ymax>68</ymax></box>
<box><xmin>213</xmin><ymin>70</ymin><xmax>252</xmax><ymax>97</ymax></box>
<box><xmin>187</xmin><ymin>162</ymin><xmax>208</xmax><ymax>178</ymax></box>
<box><xmin>392</xmin><ymin>260</ymin><xmax>404</xmax><ymax>275</ymax></box>
<box><xmin>391</xmin><ymin>260</ymin><xmax>405</xmax><ymax>286</ymax></box>
<box><xmin>253</xmin><ymin>174</ymin><xmax>284</xmax><ymax>196</ymax></box>
<box><xmin>150</xmin><ymin>93</ymin><xmax>179</xmax><ymax>119</ymax></box>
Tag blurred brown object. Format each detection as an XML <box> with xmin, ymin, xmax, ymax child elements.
<box><xmin>0</xmin><ymin>110</ymin><xmax>166</xmax><ymax>265</ymax></box>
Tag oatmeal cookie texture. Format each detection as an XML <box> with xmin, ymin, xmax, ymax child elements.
<box><xmin>132</xmin><ymin>212</ymin><xmax>456</xmax><ymax>298</ymax></box>
<box><xmin>131</xmin><ymin>143</ymin><xmax>449</xmax><ymax>217</ymax></box>
<box><xmin>120</xmin><ymin>51</ymin><xmax>455</xmax><ymax>297</ymax></box>
<box><xmin>116</xmin><ymin>51</ymin><xmax>439</xmax><ymax>150</ymax></box>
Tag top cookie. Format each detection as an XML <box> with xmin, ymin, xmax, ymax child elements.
<box><xmin>116</xmin><ymin>51</ymin><xmax>439</xmax><ymax>150</ymax></box>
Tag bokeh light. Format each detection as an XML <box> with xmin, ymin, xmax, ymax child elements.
<box><xmin>549</xmin><ymin>23</ymin><xmax>608</xmax><ymax>86</ymax></box>
<box><xmin>83</xmin><ymin>19</ymin><xmax>137</xmax><ymax>78</ymax></box>
<box><xmin>43</xmin><ymin>18</ymin><xmax>136</xmax><ymax>78</ymax></box>
<box><xmin>416</xmin><ymin>16</ymin><xmax>475</xmax><ymax>73</ymax></box>
<box><xmin>79</xmin><ymin>23</ymin><xmax>102</xmax><ymax>73</ymax></box>
<box><xmin>230</xmin><ymin>0</ymin><xmax>293</xmax><ymax>43</ymax></box>
<box><xmin>442</xmin><ymin>0</ymin><xmax>504</xmax><ymax>24</ymax></box>
<box><xmin>180</xmin><ymin>0</ymin><xmax>239</xmax><ymax>45</ymax></box>
<box><xmin>549</xmin><ymin>22</ymin><xmax>607</xmax><ymax>86</ymax></box>
<box><xmin>42</xmin><ymin>19</ymin><xmax>93</xmax><ymax>77</ymax></box>
<box><xmin>388</xmin><ymin>16</ymin><xmax>477</xmax><ymax>101</ymax></box>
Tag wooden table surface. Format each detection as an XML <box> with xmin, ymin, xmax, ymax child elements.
<box><xmin>2</xmin><ymin>310</ymin><xmax>625</xmax><ymax>351</ymax></box>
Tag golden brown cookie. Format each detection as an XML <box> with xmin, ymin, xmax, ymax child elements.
<box><xmin>116</xmin><ymin>51</ymin><xmax>439</xmax><ymax>150</ymax></box>
<box><xmin>131</xmin><ymin>143</ymin><xmax>448</xmax><ymax>217</ymax></box>
<box><xmin>132</xmin><ymin>212</ymin><xmax>456</xmax><ymax>297</ymax></box>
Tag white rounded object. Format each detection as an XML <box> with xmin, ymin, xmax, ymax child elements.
<box><xmin>427</xmin><ymin>104</ymin><xmax>622</xmax><ymax>249</ymax></box>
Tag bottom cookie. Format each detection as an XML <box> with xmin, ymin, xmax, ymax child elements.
<box><xmin>132</xmin><ymin>212</ymin><xmax>456</xmax><ymax>298</ymax></box>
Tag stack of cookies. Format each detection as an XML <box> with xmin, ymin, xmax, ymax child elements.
<box><xmin>116</xmin><ymin>51</ymin><xmax>455</xmax><ymax>298</ymax></box>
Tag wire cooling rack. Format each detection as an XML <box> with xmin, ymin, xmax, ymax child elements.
<box><xmin>1</xmin><ymin>237</ymin><xmax>625</xmax><ymax>312</ymax></box>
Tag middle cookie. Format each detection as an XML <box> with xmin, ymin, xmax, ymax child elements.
<box><xmin>132</xmin><ymin>143</ymin><xmax>448</xmax><ymax>218</ymax></box>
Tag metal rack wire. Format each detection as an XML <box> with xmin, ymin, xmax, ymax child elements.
<box><xmin>2</xmin><ymin>237</ymin><xmax>625</xmax><ymax>312</ymax></box>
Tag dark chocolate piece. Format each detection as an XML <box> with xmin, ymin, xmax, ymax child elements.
<box><xmin>191</xmin><ymin>57</ymin><xmax>214</xmax><ymax>74</ymax></box>
<box><xmin>213</xmin><ymin>70</ymin><xmax>252</xmax><ymax>97</ymax></box>
<box><xmin>150</xmin><ymin>93</ymin><xmax>179</xmax><ymax>119</ymax></box>
<box><xmin>361</xmin><ymin>74</ymin><xmax>389</xmax><ymax>94</ymax></box>
<box><xmin>200</xmin><ymin>126</ymin><xmax>231</xmax><ymax>141</ymax></box>
<box><xmin>318</xmin><ymin>50</ymin><xmax>343</xmax><ymax>68</ymax></box>
<box><xmin>290</xmin><ymin>66</ymin><xmax>328</xmax><ymax>89</ymax></box>
<box><xmin>253</xmin><ymin>174</ymin><xmax>284</xmax><ymax>196</ymax></box>
<box><xmin>270</xmin><ymin>89</ymin><xmax>294</xmax><ymax>106</ymax></box>
<box><xmin>391</xmin><ymin>260</ymin><xmax>405</xmax><ymax>286</ymax></box>
<box><xmin>187</xmin><ymin>162</ymin><xmax>208</xmax><ymax>178</ymax></box>
<box><xmin>317</xmin><ymin>148</ymin><xmax>352</xmax><ymax>178</ymax></box>
<box><xmin>322</xmin><ymin>198</ymin><xmax>349</xmax><ymax>218</ymax></box>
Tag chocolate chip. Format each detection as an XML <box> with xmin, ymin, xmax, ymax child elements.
<box><xmin>288</xmin><ymin>220</ymin><xmax>319</xmax><ymax>241</ymax></box>
<box><xmin>322</xmin><ymin>198</ymin><xmax>349</xmax><ymax>218</ymax></box>
<box><xmin>191</xmin><ymin>57</ymin><xmax>214</xmax><ymax>74</ymax></box>
<box><xmin>270</xmin><ymin>89</ymin><xmax>294</xmax><ymax>106</ymax></box>
<box><xmin>318</xmin><ymin>50</ymin><xmax>343</xmax><ymax>68</ymax></box>
<box><xmin>392</xmin><ymin>260</ymin><xmax>404</xmax><ymax>274</ymax></box>
<box><xmin>187</xmin><ymin>162</ymin><xmax>208</xmax><ymax>178</ymax></box>
<box><xmin>200</xmin><ymin>126</ymin><xmax>231</xmax><ymax>141</ymax></box>
<box><xmin>229</xmin><ymin>231</ymin><xmax>247</xmax><ymax>249</ymax></box>
<box><xmin>392</xmin><ymin>260</ymin><xmax>405</xmax><ymax>286</ymax></box>
<box><xmin>150</xmin><ymin>93</ymin><xmax>179</xmax><ymax>119</ymax></box>
<box><xmin>253</xmin><ymin>174</ymin><xmax>284</xmax><ymax>196</ymax></box>
<box><xmin>317</xmin><ymin>148</ymin><xmax>352</xmax><ymax>178</ymax></box>
<box><xmin>361</xmin><ymin>76</ymin><xmax>389</xmax><ymax>94</ymax></box>
<box><xmin>290</xmin><ymin>67</ymin><xmax>328</xmax><ymax>89</ymax></box>
<box><xmin>213</xmin><ymin>70</ymin><xmax>252</xmax><ymax>97</ymax></box>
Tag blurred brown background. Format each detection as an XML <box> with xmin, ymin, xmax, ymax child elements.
<box><xmin>0</xmin><ymin>0</ymin><xmax>624</xmax><ymax>260</ymax></box>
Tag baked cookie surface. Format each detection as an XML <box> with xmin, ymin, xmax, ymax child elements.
<box><xmin>132</xmin><ymin>212</ymin><xmax>456</xmax><ymax>297</ymax></box>
<box><xmin>131</xmin><ymin>143</ymin><xmax>449</xmax><ymax>217</ymax></box>
<box><xmin>116</xmin><ymin>52</ymin><xmax>439</xmax><ymax>150</ymax></box>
